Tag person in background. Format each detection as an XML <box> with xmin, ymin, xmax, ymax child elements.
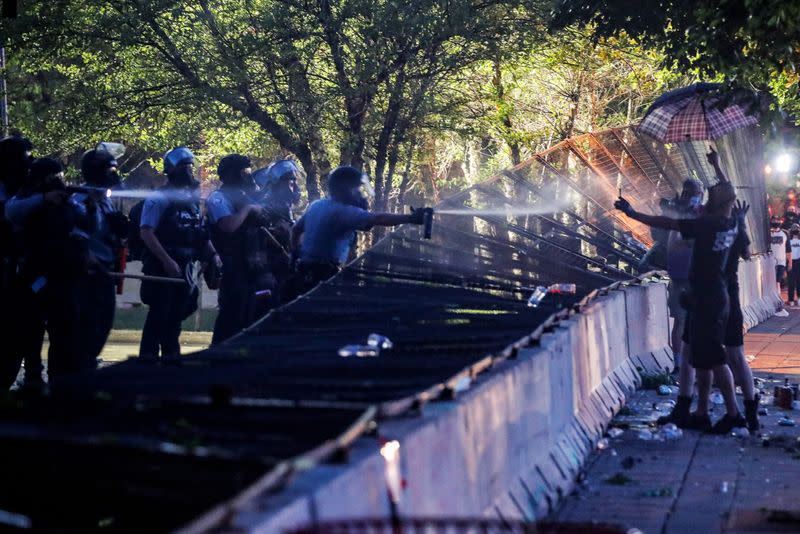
<box><xmin>616</xmin><ymin>149</ymin><xmax>745</xmax><ymax>433</ymax></box>
<box><xmin>70</xmin><ymin>144</ymin><xmax>129</xmax><ymax>366</ymax></box>
<box><xmin>782</xmin><ymin>204</ymin><xmax>799</xmax><ymax>231</ymax></box>
<box><xmin>787</xmin><ymin>225</ymin><xmax>800</xmax><ymax>307</ymax></box>
<box><xmin>290</xmin><ymin>166</ymin><xmax>427</xmax><ymax>294</ymax></box>
<box><xmin>770</xmin><ymin>217</ymin><xmax>790</xmax><ymax>306</ymax></box>
<box><xmin>0</xmin><ymin>135</ymin><xmax>37</xmax><ymax>389</ymax></box>
<box><xmin>139</xmin><ymin>147</ymin><xmax>220</xmax><ymax>358</ymax></box>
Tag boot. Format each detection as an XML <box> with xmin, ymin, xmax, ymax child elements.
<box><xmin>744</xmin><ymin>394</ymin><xmax>760</xmax><ymax>433</ymax></box>
<box><xmin>684</xmin><ymin>411</ymin><xmax>712</xmax><ymax>432</ymax></box>
<box><xmin>657</xmin><ymin>395</ymin><xmax>692</xmax><ymax>427</ymax></box>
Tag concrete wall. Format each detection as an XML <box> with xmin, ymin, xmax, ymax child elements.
<box><xmin>182</xmin><ymin>280</ymin><xmax>674</xmax><ymax>532</ymax></box>
<box><xmin>738</xmin><ymin>253</ymin><xmax>780</xmax><ymax>329</ymax></box>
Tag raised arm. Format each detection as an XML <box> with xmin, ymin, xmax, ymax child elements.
<box><xmin>614</xmin><ymin>197</ymin><xmax>680</xmax><ymax>231</ymax></box>
<box><xmin>706</xmin><ymin>147</ymin><xmax>728</xmax><ymax>183</ymax></box>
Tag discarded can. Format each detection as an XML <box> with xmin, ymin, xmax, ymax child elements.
<box><xmin>367</xmin><ymin>333</ymin><xmax>394</xmax><ymax>350</ymax></box>
<box><xmin>338</xmin><ymin>344</ymin><xmax>379</xmax><ymax>358</ymax></box>
<box><xmin>527</xmin><ymin>286</ymin><xmax>549</xmax><ymax>308</ymax></box>
<box><xmin>657</xmin><ymin>385</ymin><xmax>672</xmax><ymax>396</ymax></box>
<box><xmin>774</xmin><ymin>384</ymin><xmax>794</xmax><ymax>409</ymax></box>
<box><xmin>762</xmin><ymin>434</ymin><xmax>771</xmax><ymax>447</ymax></box>
<box><xmin>597</xmin><ymin>438</ymin><xmax>610</xmax><ymax>450</ymax></box>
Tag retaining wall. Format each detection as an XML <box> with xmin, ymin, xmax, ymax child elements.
<box><xmin>193</xmin><ymin>279</ymin><xmax>674</xmax><ymax>532</ymax></box>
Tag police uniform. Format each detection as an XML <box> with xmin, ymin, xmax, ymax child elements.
<box><xmin>139</xmin><ymin>189</ymin><xmax>207</xmax><ymax>358</ymax></box>
<box><xmin>207</xmin><ymin>187</ymin><xmax>271</xmax><ymax>344</ymax></box>
<box><xmin>69</xmin><ymin>191</ymin><xmax>125</xmax><ymax>367</ymax></box>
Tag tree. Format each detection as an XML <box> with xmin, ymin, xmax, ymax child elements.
<box><xmin>3</xmin><ymin>0</ymin><xmax>545</xmax><ymax>200</ymax></box>
<box><xmin>551</xmin><ymin>0</ymin><xmax>800</xmax><ymax>114</ymax></box>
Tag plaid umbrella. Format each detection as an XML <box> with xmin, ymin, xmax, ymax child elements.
<box><xmin>638</xmin><ymin>83</ymin><xmax>758</xmax><ymax>142</ymax></box>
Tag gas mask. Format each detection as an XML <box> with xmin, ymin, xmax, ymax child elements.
<box><xmin>169</xmin><ymin>164</ymin><xmax>200</xmax><ymax>190</ymax></box>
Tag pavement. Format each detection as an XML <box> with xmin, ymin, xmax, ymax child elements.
<box><xmin>553</xmin><ymin>308</ymin><xmax>800</xmax><ymax>534</ymax></box>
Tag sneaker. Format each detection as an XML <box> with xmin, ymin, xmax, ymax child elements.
<box><xmin>775</xmin><ymin>309</ymin><xmax>790</xmax><ymax>317</ymax></box>
<box><xmin>683</xmin><ymin>412</ymin><xmax>712</xmax><ymax>432</ymax></box>
<box><xmin>711</xmin><ymin>413</ymin><xmax>747</xmax><ymax>435</ymax></box>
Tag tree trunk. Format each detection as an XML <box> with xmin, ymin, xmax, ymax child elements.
<box><xmin>492</xmin><ymin>58</ymin><xmax>521</xmax><ymax>166</ymax></box>
<box><xmin>395</xmin><ymin>140</ymin><xmax>416</xmax><ymax>211</ymax></box>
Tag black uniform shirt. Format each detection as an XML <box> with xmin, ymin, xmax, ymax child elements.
<box><xmin>678</xmin><ymin>214</ymin><xmax>738</xmax><ymax>293</ymax></box>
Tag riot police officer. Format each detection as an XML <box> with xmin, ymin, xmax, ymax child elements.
<box><xmin>290</xmin><ymin>166</ymin><xmax>427</xmax><ymax>294</ymax></box>
<box><xmin>253</xmin><ymin>160</ymin><xmax>301</xmax><ymax>302</ymax></box>
<box><xmin>139</xmin><ymin>147</ymin><xmax>220</xmax><ymax>358</ymax></box>
<box><xmin>0</xmin><ymin>135</ymin><xmax>36</xmax><ymax>389</ymax></box>
<box><xmin>71</xmin><ymin>144</ymin><xmax>129</xmax><ymax>365</ymax></box>
<box><xmin>207</xmin><ymin>153</ymin><xmax>266</xmax><ymax>345</ymax></box>
<box><xmin>9</xmin><ymin>158</ymin><xmax>89</xmax><ymax>384</ymax></box>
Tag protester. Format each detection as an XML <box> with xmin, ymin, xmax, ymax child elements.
<box><xmin>0</xmin><ymin>136</ymin><xmax>36</xmax><ymax>389</ymax></box>
<box><xmin>788</xmin><ymin>225</ymin><xmax>800</xmax><ymax>306</ymax></box>
<box><xmin>290</xmin><ymin>166</ymin><xmax>427</xmax><ymax>294</ymax></box>
<box><xmin>663</xmin><ymin>180</ymin><xmax>704</xmax><ymax>375</ymax></box>
<box><xmin>70</xmin><ymin>145</ymin><xmax>129</xmax><ymax>365</ymax></box>
<box><xmin>8</xmin><ymin>158</ymin><xmax>91</xmax><ymax>384</ymax></box>
<box><xmin>615</xmin><ymin>149</ymin><xmax>745</xmax><ymax>433</ymax></box>
<box><xmin>139</xmin><ymin>147</ymin><xmax>220</xmax><ymax>358</ymax></box>
<box><xmin>724</xmin><ymin>200</ymin><xmax>760</xmax><ymax>431</ymax></box>
<box><xmin>207</xmin><ymin>153</ymin><xmax>268</xmax><ymax>345</ymax></box>
<box><xmin>783</xmin><ymin>203</ymin><xmax>799</xmax><ymax>230</ymax></box>
<box><xmin>770</xmin><ymin>217</ymin><xmax>790</xmax><ymax>301</ymax></box>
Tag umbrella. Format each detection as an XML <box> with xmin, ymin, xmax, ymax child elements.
<box><xmin>638</xmin><ymin>83</ymin><xmax>758</xmax><ymax>142</ymax></box>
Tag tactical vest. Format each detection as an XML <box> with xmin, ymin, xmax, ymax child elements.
<box><xmin>148</xmin><ymin>195</ymin><xmax>207</xmax><ymax>267</ymax></box>
<box><xmin>208</xmin><ymin>187</ymin><xmax>250</xmax><ymax>271</ymax></box>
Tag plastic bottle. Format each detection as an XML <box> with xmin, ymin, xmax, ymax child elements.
<box><xmin>527</xmin><ymin>286</ymin><xmax>549</xmax><ymax>307</ymax></box>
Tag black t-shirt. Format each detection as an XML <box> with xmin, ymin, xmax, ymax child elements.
<box><xmin>679</xmin><ymin>214</ymin><xmax>738</xmax><ymax>293</ymax></box>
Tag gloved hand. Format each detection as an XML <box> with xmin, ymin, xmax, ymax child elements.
<box><xmin>107</xmin><ymin>211</ymin><xmax>129</xmax><ymax>239</ymax></box>
<box><xmin>409</xmin><ymin>206</ymin><xmax>428</xmax><ymax>225</ymax></box>
<box><xmin>706</xmin><ymin>146</ymin><xmax>719</xmax><ymax>167</ymax></box>
<box><xmin>614</xmin><ymin>197</ymin><xmax>634</xmax><ymax>215</ymax></box>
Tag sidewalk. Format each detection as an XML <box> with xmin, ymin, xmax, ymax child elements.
<box><xmin>553</xmin><ymin>309</ymin><xmax>800</xmax><ymax>534</ymax></box>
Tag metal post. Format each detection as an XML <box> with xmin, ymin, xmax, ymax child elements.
<box><xmin>0</xmin><ymin>46</ymin><xmax>7</xmax><ymax>136</ymax></box>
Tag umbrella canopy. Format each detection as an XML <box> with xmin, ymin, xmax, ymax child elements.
<box><xmin>638</xmin><ymin>83</ymin><xmax>758</xmax><ymax>142</ymax></box>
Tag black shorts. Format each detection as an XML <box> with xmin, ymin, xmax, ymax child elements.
<box><xmin>725</xmin><ymin>290</ymin><xmax>744</xmax><ymax>347</ymax></box>
<box><xmin>682</xmin><ymin>289</ymin><xmax>730</xmax><ymax>370</ymax></box>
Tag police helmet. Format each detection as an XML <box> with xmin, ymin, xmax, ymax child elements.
<box><xmin>254</xmin><ymin>160</ymin><xmax>298</xmax><ymax>189</ymax></box>
<box><xmin>163</xmin><ymin>147</ymin><xmax>195</xmax><ymax>174</ymax></box>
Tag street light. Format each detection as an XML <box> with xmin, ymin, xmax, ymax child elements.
<box><xmin>775</xmin><ymin>153</ymin><xmax>795</xmax><ymax>174</ymax></box>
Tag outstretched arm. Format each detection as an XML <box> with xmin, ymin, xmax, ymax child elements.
<box><xmin>707</xmin><ymin>147</ymin><xmax>728</xmax><ymax>183</ymax></box>
<box><xmin>614</xmin><ymin>197</ymin><xmax>680</xmax><ymax>230</ymax></box>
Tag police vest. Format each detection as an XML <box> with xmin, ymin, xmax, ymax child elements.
<box><xmin>151</xmin><ymin>198</ymin><xmax>207</xmax><ymax>265</ymax></box>
<box><xmin>208</xmin><ymin>187</ymin><xmax>251</xmax><ymax>270</ymax></box>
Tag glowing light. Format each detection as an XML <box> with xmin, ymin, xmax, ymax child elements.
<box><xmin>380</xmin><ymin>440</ymin><xmax>400</xmax><ymax>462</ymax></box>
<box><xmin>775</xmin><ymin>153</ymin><xmax>794</xmax><ymax>174</ymax></box>
<box><xmin>764</xmin><ymin>164</ymin><xmax>773</xmax><ymax>175</ymax></box>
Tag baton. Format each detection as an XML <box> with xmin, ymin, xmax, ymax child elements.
<box><xmin>259</xmin><ymin>227</ymin><xmax>291</xmax><ymax>259</ymax></box>
<box><xmin>105</xmin><ymin>271</ymin><xmax>187</xmax><ymax>284</ymax></box>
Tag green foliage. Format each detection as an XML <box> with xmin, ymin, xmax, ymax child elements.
<box><xmin>551</xmin><ymin>0</ymin><xmax>800</xmax><ymax>116</ymax></box>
